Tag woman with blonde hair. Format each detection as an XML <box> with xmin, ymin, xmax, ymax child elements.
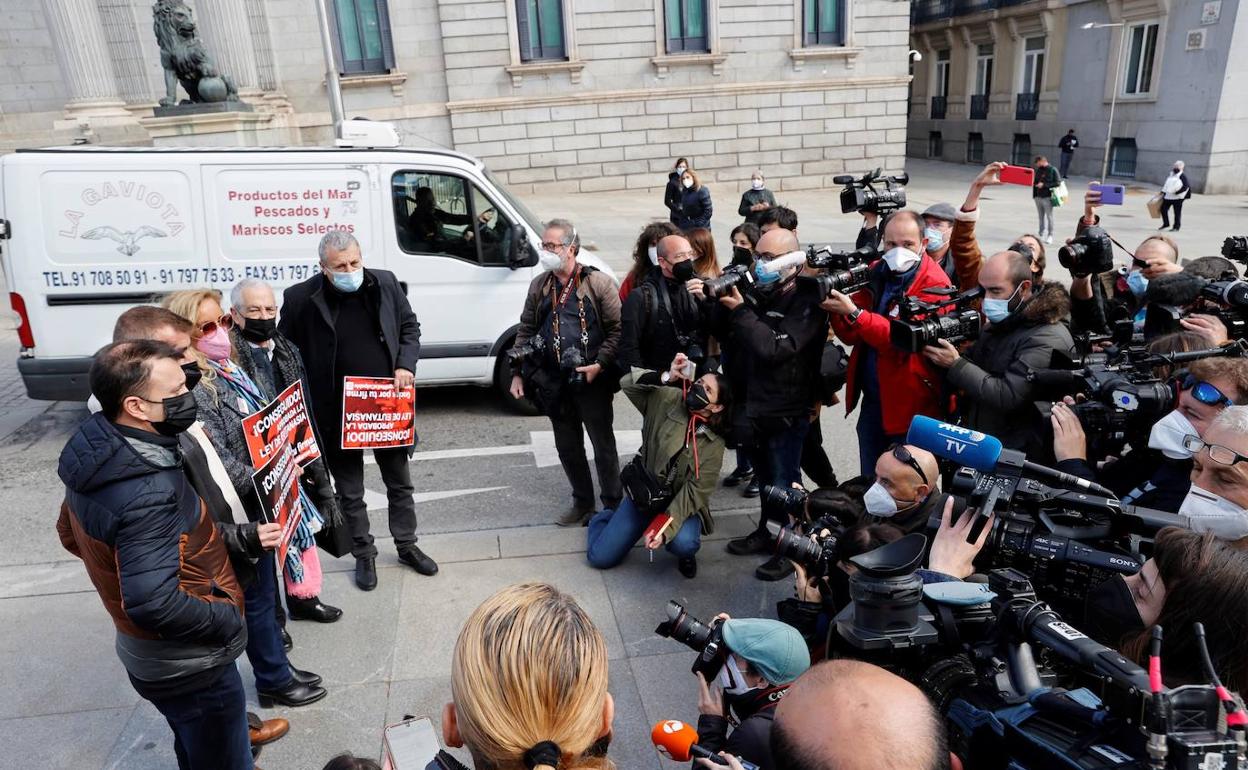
<box><xmin>684</xmin><ymin>227</ymin><xmax>722</xmax><ymax>279</ymax></box>
<box><xmin>438</xmin><ymin>583</ymin><xmax>615</xmax><ymax>770</ymax></box>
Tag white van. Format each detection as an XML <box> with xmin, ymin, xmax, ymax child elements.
<box><xmin>0</xmin><ymin>141</ymin><xmax>585</xmax><ymax>405</ymax></box>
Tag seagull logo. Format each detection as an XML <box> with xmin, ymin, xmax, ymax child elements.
<box><xmin>80</xmin><ymin>225</ymin><xmax>167</xmax><ymax>256</ymax></box>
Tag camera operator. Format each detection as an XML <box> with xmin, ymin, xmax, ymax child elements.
<box><xmin>955</xmin><ymin>162</ymin><xmax>1048</xmax><ymax>287</ymax></box>
<box><xmin>693</xmin><ymin>616</ymin><xmax>811</xmax><ymax>770</ymax></box>
<box><xmin>1050</xmin><ymin>356</ymin><xmax>1248</xmax><ymax>512</ymax></box>
<box><xmin>1070</xmin><ymin>187</ymin><xmax>1182</xmax><ymax>336</ymax></box>
<box><xmin>616</xmin><ymin>234</ymin><xmax>709</xmax><ymax>376</ymax></box>
<box><xmin>923</xmin><ymin>250</ymin><xmax>1074</xmax><ymax>459</ymax></box>
<box><xmin>509</xmin><ymin>220</ymin><xmax>623</xmax><ymax>527</ymax></box>
<box><xmin>585</xmin><ymin>353</ymin><xmax>729</xmax><ymax>578</ymax></box>
<box><xmin>825</xmin><ymin>210</ymin><xmax>954</xmax><ymax>476</ymax></box>
<box><xmin>693</xmin><ymin>228</ymin><xmax>830</xmax><ymax>581</ymax></box>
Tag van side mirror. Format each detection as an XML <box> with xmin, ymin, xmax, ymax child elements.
<box><xmin>507</xmin><ymin>224</ymin><xmax>537</xmax><ymax>269</ymax></box>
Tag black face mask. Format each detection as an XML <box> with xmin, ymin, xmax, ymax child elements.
<box><xmin>731</xmin><ymin>246</ymin><xmax>754</xmax><ymax>267</ymax></box>
<box><xmin>180</xmin><ymin>361</ymin><xmax>202</xmax><ymax>392</ymax></box>
<box><xmin>143</xmin><ymin>390</ymin><xmax>198</xmax><ymax>436</ymax></box>
<box><xmin>1083</xmin><ymin>574</ymin><xmax>1146</xmax><ymax>646</ymax></box>
<box><xmin>685</xmin><ymin>382</ymin><xmax>712</xmax><ymax>413</ymax></box>
<box><xmin>1008</xmin><ymin>241</ymin><xmax>1034</xmax><ymax>263</ymax></box>
<box><xmin>238</xmin><ymin>316</ymin><xmax>277</xmax><ymax>344</ymax></box>
<box><xmin>671</xmin><ymin>259</ymin><xmax>697</xmax><ymax>283</ymax></box>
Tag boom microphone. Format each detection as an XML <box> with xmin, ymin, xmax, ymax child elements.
<box><xmin>906</xmin><ymin>416</ymin><xmax>1116</xmax><ymax>498</ymax></box>
<box><xmin>650</xmin><ymin>720</ymin><xmax>760</xmax><ymax>769</ymax></box>
<box><xmin>1144</xmin><ymin>271</ymin><xmax>1207</xmax><ymax>308</ymax></box>
<box><xmin>759</xmin><ymin>251</ymin><xmax>808</xmax><ymax>275</ymax></box>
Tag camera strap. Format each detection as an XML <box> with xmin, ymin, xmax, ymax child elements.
<box><xmin>549</xmin><ymin>269</ymin><xmax>589</xmax><ymax>365</ymax></box>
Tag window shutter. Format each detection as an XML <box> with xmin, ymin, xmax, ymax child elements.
<box><xmin>516</xmin><ymin>0</ymin><xmax>534</xmax><ymax>61</ymax></box>
<box><xmin>377</xmin><ymin>0</ymin><xmax>395</xmax><ymax>70</ymax></box>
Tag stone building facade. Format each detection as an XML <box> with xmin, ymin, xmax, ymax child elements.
<box><xmin>0</xmin><ymin>0</ymin><xmax>911</xmax><ymax>194</ymax></box>
<box><xmin>906</xmin><ymin>0</ymin><xmax>1248</xmax><ymax>193</ymax></box>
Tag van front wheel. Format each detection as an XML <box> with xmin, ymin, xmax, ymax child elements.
<box><xmin>494</xmin><ymin>353</ymin><xmax>539</xmax><ymax>416</ymax></box>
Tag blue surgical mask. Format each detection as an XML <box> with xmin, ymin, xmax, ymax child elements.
<box><xmin>328</xmin><ymin>267</ymin><xmax>363</xmax><ymax>293</ymax></box>
<box><xmin>1127</xmin><ymin>270</ymin><xmax>1149</xmax><ymax>297</ymax></box>
<box><xmin>754</xmin><ymin>260</ymin><xmax>780</xmax><ymax>285</ymax></box>
<box><xmin>983</xmin><ymin>283</ymin><xmax>1024</xmax><ymax>324</ymax></box>
<box><xmin>923</xmin><ymin>227</ymin><xmax>945</xmax><ymax>253</ymax></box>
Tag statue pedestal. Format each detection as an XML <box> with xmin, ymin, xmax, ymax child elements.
<box><xmin>152</xmin><ymin>99</ymin><xmax>255</xmax><ymax>118</ymax></box>
<box><xmin>140</xmin><ymin>109</ymin><xmax>300</xmax><ymax>147</ymax></box>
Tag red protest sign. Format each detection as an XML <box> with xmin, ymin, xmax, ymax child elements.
<box><xmin>341</xmin><ymin>376</ymin><xmax>416</xmax><ymax>450</ymax></box>
<box><xmin>250</xmin><ymin>443</ymin><xmax>304</xmax><ymax>567</ymax></box>
<box><xmin>242</xmin><ymin>381</ymin><xmax>321</xmax><ymax>469</ymax></box>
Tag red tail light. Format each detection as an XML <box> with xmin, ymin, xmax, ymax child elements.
<box><xmin>9</xmin><ymin>292</ymin><xmax>34</xmax><ymax>348</ymax></box>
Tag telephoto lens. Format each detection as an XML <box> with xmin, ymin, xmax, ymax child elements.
<box><xmin>760</xmin><ymin>484</ymin><xmax>809</xmax><ymax>518</ymax></box>
<box><xmin>765</xmin><ymin>521</ymin><xmax>825</xmax><ymax>568</ymax></box>
<box><xmin>654</xmin><ymin>601</ymin><xmax>728</xmax><ymax>680</ymax></box>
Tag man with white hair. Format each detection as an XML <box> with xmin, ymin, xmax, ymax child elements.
<box><xmin>279</xmin><ymin>230</ymin><xmax>436</xmax><ymax>592</ymax></box>
<box><xmin>1182</xmin><ymin>405</ymin><xmax>1248</xmax><ymax>540</ymax></box>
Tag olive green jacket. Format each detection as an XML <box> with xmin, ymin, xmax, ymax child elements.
<box><xmin>622</xmin><ymin>368</ymin><xmax>726</xmax><ymax>535</ymax></box>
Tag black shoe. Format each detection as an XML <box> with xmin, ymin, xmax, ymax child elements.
<box><xmin>1159</xmin><ymin>224</ymin><xmax>1169</xmax><ymax>230</ymax></box>
<box><xmin>726</xmin><ymin>529</ymin><xmax>771</xmax><ymax>556</ymax></box>
<box><xmin>743</xmin><ymin>478</ymin><xmax>761</xmax><ymax>498</ymax></box>
<box><xmin>398</xmin><ymin>546</ymin><xmax>439</xmax><ymax>576</ymax></box>
<box><xmin>355</xmin><ymin>557</ymin><xmax>377</xmax><ymax>591</ymax></box>
<box><xmin>1172</xmin><ymin>227</ymin><xmax>1180</xmax><ymax>232</ymax></box>
<box><xmin>289</xmin><ymin>666</ymin><xmax>323</xmax><ymax>687</ymax></box>
<box><xmin>257</xmin><ymin>680</ymin><xmax>328</xmax><ymax>708</ymax></box>
<box><xmin>755</xmin><ymin>555</ymin><xmax>795</xmax><ymax>582</ymax></box>
<box><xmin>678</xmin><ymin>556</ymin><xmax>698</xmax><ymax>579</ymax></box>
<box><xmin>557</xmin><ymin>505</ymin><xmax>595</xmax><ymax>527</ymax></box>
<box><xmin>723</xmin><ymin>468</ymin><xmax>753</xmax><ymax>488</ymax></box>
<box><xmin>286</xmin><ymin>595</ymin><xmax>343</xmax><ymax>623</ymax></box>
<box><xmin>279</xmin><ymin>627</ymin><xmax>293</xmax><ymax>652</ymax></box>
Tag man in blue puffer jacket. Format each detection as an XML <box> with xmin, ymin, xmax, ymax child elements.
<box><xmin>57</xmin><ymin>339</ymin><xmax>252</xmax><ymax>770</ymax></box>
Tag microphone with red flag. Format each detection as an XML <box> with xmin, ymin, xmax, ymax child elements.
<box><xmin>650</xmin><ymin>720</ymin><xmax>760</xmax><ymax>770</ymax></box>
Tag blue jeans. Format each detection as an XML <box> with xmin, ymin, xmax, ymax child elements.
<box><xmin>586</xmin><ymin>496</ymin><xmax>702</xmax><ymax>568</ymax></box>
<box><xmin>751</xmin><ymin>417</ymin><xmax>810</xmax><ymax>532</ymax></box>
<box><xmin>244</xmin><ymin>551</ymin><xmax>293</xmax><ymax>692</ymax></box>
<box><xmin>148</xmin><ymin>665</ymin><xmax>253</xmax><ymax>770</ymax></box>
<box><xmin>856</xmin><ymin>392</ymin><xmax>904</xmax><ymax>478</ymax></box>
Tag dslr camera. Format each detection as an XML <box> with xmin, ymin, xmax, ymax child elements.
<box><xmin>703</xmin><ymin>263</ymin><xmax>758</xmax><ymax>300</ymax></box>
<box><xmin>799</xmin><ymin>245</ymin><xmax>876</xmax><ymax>297</ymax></box>
<box><xmin>561</xmin><ymin>347</ymin><xmax>587</xmax><ymax>389</ymax></box>
<box><xmin>889</xmin><ymin>287</ymin><xmax>984</xmax><ymax>354</ymax></box>
<box><xmin>654</xmin><ymin>601</ymin><xmax>727</xmax><ymax>680</ymax></box>
<box><xmin>506</xmin><ymin>334</ymin><xmax>547</xmax><ymax>370</ymax></box>
<box><xmin>1058</xmin><ymin>225</ymin><xmax>1113</xmax><ymax>277</ymax></box>
<box><xmin>834</xmin><ymin>168</ymin><xmax>909</xmax><ymax>216</ymax></box>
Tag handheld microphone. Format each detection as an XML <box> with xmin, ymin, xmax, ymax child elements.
<box><xmin>759</xmin><ymin>251</ymin><xmax>807</xmax><ymax>275</ymax></box>
<box><xmin>906</xmin><ymin>416</ymin><xmax>1116</xmax><ymax>499</ymax></box>
<box><xmin>650</xmin><ymin>720</ymin><xmax>760</xmax><ymax>770</ymax></box>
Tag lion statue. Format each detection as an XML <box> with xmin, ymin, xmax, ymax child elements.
<box><xmin>152</xmin><ymin>0</ymin><xmax>238</xmax><ymax>106</ymax></box>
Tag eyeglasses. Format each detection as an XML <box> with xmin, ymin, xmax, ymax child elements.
<box><xmin>1180</xmin><ymin>374</ymin><xmax>1234</xmax><ymax>407</ymax></box>
<box><xmin>1182</xmin><ymin>435</ymin><xmax>1248</xmax><ymax>466</ymax></box>
<box><xmin>198</xmin><ymin>315</ymin><xmax>234</xmax><ymax>336</ymax></box>
<box><xmin>540</xmin><ymin>242</ymin><xmax>566</xmax><ymax>251</ymax></box>
<box><xmin>888</xmin><ymin>443</ymin><xmax>929</xmax><ymax>486</ymax></box>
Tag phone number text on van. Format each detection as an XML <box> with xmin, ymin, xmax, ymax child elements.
<box><xmin>42</xmin><ymin>264</ymin><xmax>317</xmax><ymax>289</ymax></box>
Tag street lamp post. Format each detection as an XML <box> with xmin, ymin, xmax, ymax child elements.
<box><xmin>314</xmin><ymin>0</ymin><xmax>346</xmax><ymax>139</ymax></box>
<box><xmin>1083</xmin><ymin>21</ymin><xmax>1127</xmax><ymax>181</ymax></box>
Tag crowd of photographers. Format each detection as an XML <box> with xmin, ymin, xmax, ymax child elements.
<box><xmin>504</xmin><ymin>156</ymin><xmax>1248</xmax><ymax>770</ymax></box>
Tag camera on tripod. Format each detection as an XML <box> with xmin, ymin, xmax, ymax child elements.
<box><xmin>654</xmin><ymin>601</ymin><xmax>728</xmax><ymax>681</ymax></box>
<box><xmin>834</xmin><ymin>168</ymin><xmax>909</xmax><ymax>216</ymax></box>
<box><xmin>889</xmin><ymin>287</ymin><xmax>984</xmax><ymax>354</ymax></box>
<box><xmin>799</xmin><ymin>244</ymin><xmax>876</xmax><ymax>297</ymax></box>
<box><xmin>1058</xmin><ymin>225</ymin><xmax>1114</xmax><ymax>277</ymax></box>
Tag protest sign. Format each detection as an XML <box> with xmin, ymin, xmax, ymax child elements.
<box><xmin>341</xmin><ymin>376</ymin><xmax>416</xmax><ymax>450</ymax></box>
<box><xmin>242</xmin><ymin>381</ymin><xmax>321</xmax><ymax>468</ymax></box>
<box><xmin>250</xmin><ymin>443</ymin><xmax>303</xmax><ymax>566</ymax></box>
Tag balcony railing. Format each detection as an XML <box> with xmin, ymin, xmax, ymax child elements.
<box><xmin>913</xmin><ymin>0</ymin><xmax>1038</xmax><ymax>23</ymax></box>
<box><xmin>931</xmin><ymin>96</ymin><xmax>947</xmax><ymax>119</ymax></box>
<box><xmin>1015</xmin><ymin>92</ymin><xmax>1039</xmax><ymax>120</ymax></box>
<box><xmin>969</xmin><ymin>94</ymin><xmax>989</xmax><ymax>120</ymax></box>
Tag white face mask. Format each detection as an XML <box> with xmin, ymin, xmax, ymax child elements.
<box><xmin>676</xmin><ymin>165</ymin><xmax>687</xmax><ymax>175</ymax></box>
<box><xmin>1148</xmin><ymin>410</ymin><xmax>1199</xmax><ymax>460</ymax></box>
<box><xmin>683</xmin><ymin>178</ymin><xmax>694</xmax><ymax>189</ymax></box>
<box><xmin>1180</xmin><ymin>484</ymin><xmax>1248</xmax><ymax>539</ymax></box>
<box><xmin>538</xmin><ymin>249</ymin><xmax>563</xmax><ymax>272</ymax></box>
<box><xmin>751</xmin><ymin>179</ymin><xmax>764</xmax><ymax>190</ymax></box>
<box><xmin>715</xmin><ymin>654</ymin><xmax>758</xmax><ymax>696</ymax></box>
<box><xmin>882</xmin><ymin>246</ymin><xmax>921</xmax><ymax>273</ymax></box>
<box><xmin>863</xmin><ymin>482</ymin><xmax>899</xmax><ymax>517</ymax></box>
<box><xmin>647</xmin><ymin>245</ymin><xmax>660</xmax><ymax>266</ymax></box>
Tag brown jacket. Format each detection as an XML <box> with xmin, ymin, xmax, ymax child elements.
<box><xmin>514</xmin><ymin>265</ymin><xmax>622</xmax><ymax>370</ymax></box>
<box><xmin>948</xmin><ymin>207</ymin><xmax>989</xmax><ymax>293</ymax></box>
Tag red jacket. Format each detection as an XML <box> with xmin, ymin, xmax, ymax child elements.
<box><xmin>831</xmin><ymin>254</ymin><xmax>953</xmax><ymax>435</ymax></box>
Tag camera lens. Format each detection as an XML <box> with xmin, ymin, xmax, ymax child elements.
<box><xmin>766</xmin><ymin>521</ymin><xmax>826</xmax><ymax>569</ymax></box>
<box><xmin>654</xmin><ymin>601</ymin><xmax>713</xmax><ymax>651</ymax></box>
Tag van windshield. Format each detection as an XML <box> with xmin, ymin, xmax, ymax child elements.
<box><xmin>482</xmin><ymin>166</ymin><xmax>544</xmax><ymax>235</ymax></box>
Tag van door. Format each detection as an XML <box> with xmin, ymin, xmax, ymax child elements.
<box><xmin>385</xmin><ymin>165</ymin><xmax>533</xmax><ymax>383</ymax></box>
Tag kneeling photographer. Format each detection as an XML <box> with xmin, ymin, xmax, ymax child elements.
<box><xmin>923</xmin><ymin>249</ymin><xmax>1074</xmax><ymax>459</ymax></box>
<box><xmin>657</xmin><ymin>606</ymin><xmax>810</xmax><ymax>770</ymax></box>
<box><xmin>585</xmin><ymin>353</ymin><xmax>729</xmax><ymax>578</ymax></box>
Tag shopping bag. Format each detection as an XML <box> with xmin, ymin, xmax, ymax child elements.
<box><xmin>1051</xmin><ymin>180</ymin><xmax>1069</xmax><ymax>207</ymax></box>
<box><xmin>1147</xmin><ymin>193</ymin><xmax>1163</xmax><ymax>219</ymax></box>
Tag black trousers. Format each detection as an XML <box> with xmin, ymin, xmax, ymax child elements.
<box><xmin>324</xmin><ymin>444</ymin><xmax>417</xmax><ymax>559</ymax></box>
<box><xmin>801</xmin><ymin>418</ymin><xmax>838</xmax><ymax>489</ymax></box>
<box><xmin>549</xmin><ymin>383</ymin><xmax>622</xmax><ymax>511</ymax></box>
<box><xmin>1160</xmin><ymin>198</ymin><xmax>1184</xmax><ymax>229</ymax></box>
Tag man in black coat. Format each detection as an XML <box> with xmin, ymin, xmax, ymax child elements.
<box><xmin>616</xmin><ymin>233</ymin><xmax>708</xmax><ymax>376</ymax></box>
<box><xmin>279</xmin><ymin>230</ymin><xmax>436</xmax><ymax>592</ymax></box>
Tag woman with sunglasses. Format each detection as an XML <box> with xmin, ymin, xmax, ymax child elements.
<box><xmin>164</xmin><ymin>289</ymin><xmax>331</xmax><ymax>708</ymax></box>
<box><xmin>1050</xmin><ymin>355</ymin><xmax>1248</xmax><ymax>513</ymax></box>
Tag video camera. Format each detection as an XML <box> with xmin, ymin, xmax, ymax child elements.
<box><xmin>1058</xmin><ymin>225</ymin><xmax>1114</xmax><ymax>277</ymax></box>
<box><xmin>798</xmin><ymin>244</ymin><xmax>877</xmax><ymax>297</ymax></box>
<box><xmin>890</xmin><ymin>286</ymin><xmax>984</xmax><ymax>354</ymax></box>
<box><xmin>834</xmin><ymin>168</ymin><xmax>909</xmax><ymax>216</ymax></box>
<box><xmin>654</xmin><ymin>601</ymin><xmax>728</xmax><ymax>681</ymax></box>
<box><xmin>1223</xmin><ymin>236</ymin><xmax>1248</xmax><ymax>265</ymax></box>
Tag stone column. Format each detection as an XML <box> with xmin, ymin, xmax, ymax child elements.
<box><xmin>40</xmin><ymin>0</ymin><xmax>131</xmax><ymax>118</ymax></box>
<box><xmin>192</xmin><ymin>0</ymin><xmax>261</xmax><ymax>94</ymax></box>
